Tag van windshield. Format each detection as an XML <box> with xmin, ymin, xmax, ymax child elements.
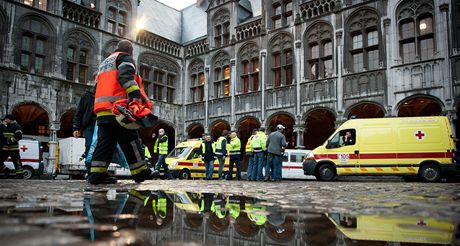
<box><xmin>167</xmin><ymin>147</ymin><xmax>191</xmax><ymax>159</ymax></box>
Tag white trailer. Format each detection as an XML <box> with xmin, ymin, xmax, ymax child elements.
<box><xmin>58</xmin><ymin>137</ymin><xmax>119</xmax><ymax>178</ymax></box>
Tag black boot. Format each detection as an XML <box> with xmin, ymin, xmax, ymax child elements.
<box><xmin>87</xmin><ymin>172</ymin><xmax>117</xmax><ymax>185</ymax></box>
<box><xmin>133</xmin><ymin>168</ymin><xmax>159</xmax><ymax>183</ymax></box>
<box><xmin>15</xmin><ymin>169</ymin><xmax>24</xmax><ymax>179</ymax></box>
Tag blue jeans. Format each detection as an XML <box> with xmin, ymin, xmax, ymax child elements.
<box><xmin>217</xmin><ymin>156</ymin><xmax>225</xmax><ymax>178</ymax></box>
<box><xmin>246</xmin><ymin>155</ymin><xmax>254</xmax><ymax>180</ymax></box>
<box><xmin>266</xmin><ymin>153</ymin><xmax>282</xmax><ymax>180</ymax></box>
<box><xmin>155</xmin><ymin>154</ymin><xmax>172</xmax><ymax>179</ymax></box>
<box><xmin>227</xmin><ymin>157</ymin><xmax>241</xmax><ymax>180</ymax></box>
<box><xmin>253</xmin><ymin>152</ymin><xmax>265</xmax><ymax>181</ymax></box>
<box><xmin>84</xmin><ymin>123</ymin><xmax>95</xmax><ymax>172</ymax></box>
<box><xmin>204</xmin><ymin>160</ymin><xmax>214</xmax><ymax>180</ymax></box>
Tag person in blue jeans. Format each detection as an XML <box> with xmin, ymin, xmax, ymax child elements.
<box><xmin>200</xmin><ymin>133</ymin><xmax>216</xmax><ymax>180</ymax></box>
<box><xmin>252</xmin><ymin>127</ymin><xmax>267</xmax><ymax>181</ymax></box>
<box><xmin>215</xmin><ymin>130</ymin><xmax>228</xmax><ymax>179</ymax></box>
<box><xmin>227</xmin><ymin>131</ymin><xmax>242</xmax><ymax>180</ymax></box>
<box><xmin>265</xmin><ymin>124</ymin><xmax>287</xmax><ymax>181</ymax></box>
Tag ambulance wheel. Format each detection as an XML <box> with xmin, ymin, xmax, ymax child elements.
<box><xmin>179</xmin><ymin>170</ymin><xmax>191</xmax><ymax>180</ymax></box>
<box><xmin>316</xmin><ymin>164</ymin><xmax>336</xmax><ymax>181</ymax></box>
<box><xmin>418</xmin><ymin>163</ymin><xmax>441</xmax><ymax>182</ymax></box>
<box><xmin>23</xmin><ymin>167</ymin><xmax>34</xmax><ymax>180</ymax></box>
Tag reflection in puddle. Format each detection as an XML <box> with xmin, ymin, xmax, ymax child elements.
<box><xmin>0</xmin><ymin>190</ymin><xmax>458</xmax><ymax>246</ymax></box>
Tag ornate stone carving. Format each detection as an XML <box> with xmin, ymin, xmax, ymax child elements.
<box><xmin>212</xmin><ymin>51</ymin><xmax>230</xmax><ymax>68</ymax></box>
<box><xmin>306</xmin><ymin>22</ymin><xmax>333</xmax><ymax>44</ymax></box>
<box><xmin>270</xmin><ymin>32</ymin><xmax>293</xmax><ymax>52</ymax></box>
<box><xmin>189</xmin><ymin>59</ymin><xmax>205</xmax><ymax>74</ymax></box>
<box><xmin>348</xmin><ymin>9</ymin><xmax>379</xmax><ymax>33</ymax></box>
<box><xmin>300</xmin><ymin>0</ymin><xmax>336</xmax><ymax>21</ymax></box>
<box><xmin>66</xmin><ymin>30</ymin><xmax>95</xmax><ymax>48</ymax></box>
<box><xmin>397</xmin><ymin>0</ymin><xmax>433</xmax><ymax>21</ymax></box>
<box><xmin>239</xmin><ymin>42</ymin><xmax>259</xmax><ymax>62</ymax></box>
<box><xmin>62</xmin><ymin>0</ymin><xmax>102</xmax><ymax>28</ymax></box>
<box><xmin>138</xmin><ymin>52</ymin><xmax>179</xmax><ymax>73</ymax></box>
<box><xmin>213</xmin><ymin>8</ymin><xmax>230</xmax><ymax>25</ymax></box>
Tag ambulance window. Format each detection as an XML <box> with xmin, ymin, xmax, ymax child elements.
<box><xmin>282</xmin><ymin>152</ymin><xmax>289</xmax><ymax>162</ymax></box>
<box><xmin>187</xmin><ymin>148</ymin><xmax>200</xmax><ymax>160</ymax></box>
<box><xmin>327</xmin><ymin>129</ymin><xmax>356</xmax><ymax>148</ymax></box>
<box><xmin>291</xmin><ymin>153</ymin><xmax>306</xmax><ymax>163</ymax></box>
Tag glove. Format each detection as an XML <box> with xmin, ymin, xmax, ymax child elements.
<box><xmin>127</xmin><ymin>90</ymin><xmax>142</xmax><ymax>105</ymax></box>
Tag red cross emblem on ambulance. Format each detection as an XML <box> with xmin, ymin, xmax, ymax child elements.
<box><xmin>20</xmin><ymin>145</ymin><xmax>28</xmax><ymax>152</ymax></box>
<box><xmin>415</xmin><ymin>130</ymin><xmax>425</xmax><ymax>140</ymax></box>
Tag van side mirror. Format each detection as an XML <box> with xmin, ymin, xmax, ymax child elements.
<box><xmin>325</xmin><ymin>140</ymin><xmax>332</xmax><ymax>149</ymax></box>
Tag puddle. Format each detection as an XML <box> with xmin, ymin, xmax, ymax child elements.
<box><xmin>0</xmin><ymin>189</ymin><xmax>459</xmax><ymax>246</ymax></box>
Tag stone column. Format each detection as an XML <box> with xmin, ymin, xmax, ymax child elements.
<box><xmin>439</xmin><ymin>4</ymin><xmax>453</xmax><ymax>105</ymax></box>
<box><xmin>294</xmin><ymin>124</ymin><xmax>305</xmax><ymax>149</ymax></box>
<box><xmin>204</xmin><ymin>66</ymin><xmax>210</xmax><ymax>129</ymax></box>
<box><xmin>260</xmin><ymin>50</ymin><xmax>267</xmax><ymax>121</ymax></box>
<box><xmin>383</xmin><ymin>18</ymin><xmax>393</xmax><ymax>111</ymax></box>
<box><xmin>46</xmin><ymin>122</ymin><xmax>59</xmax><ymax>176</ymax></box>
<box><xmin>335</xmin><ymin>31</ymin><xmax>344</xmax><ymax>112</ymax></box>
<box><xmin>295</xmin><ymin>40</ymin><xmax>302</xmax><ymax>117</ymax></box>
<box><xmin>230</xmin><ymin>59</ymin><xmax>236</xmax><ymax>128</ymax></box>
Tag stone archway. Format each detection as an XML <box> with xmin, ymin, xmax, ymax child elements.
<box><xmin>235</xmin><ymin>212</ymin><xmax>260</xmax><ymax>238</ymax></box>
<box><xmin>346</xmin><ymin>102</ymin><xmax>385</xmax><ymax>119</ymax></box>
<box><xmin>209</xmin><ymin>120</ymin><xmax>231</xmax><ymax>141</ymax></box>
<box><xmin>187</xmin><ymin>123</ymin><xmax>205</xmax><ymax>139</ymax></box>
<box><xmin>267</xmin><ymin>113</ymin><xmax>296</xmax><ymax>149</ymax></box>
<box><xmin>237</xmin><ymin>117</ymin><xmax>261</xmax><ymax>171</ymax></box>
<box><xmin>398</xmin><ymin>96</ymin><xmax>442</xmax><ymax>117</ymax></box>
<box><xmin>304</xmin><ymin>109</ymin><xmax>336</xmax><ymax>150</ymax></box>
<box><xmin>265</xmin><ymin>216</ymin><xmax>295</xmax><ymax>244</ymax></box>
<box><xmin>12</xmin><ymin>102</ymin><xmax>49</xmax><ymax>136</ymax></box>
<box><xmin>57</xmin><ymin>110</ymin><xmax>75</xmax><ymax>138</ymax></box>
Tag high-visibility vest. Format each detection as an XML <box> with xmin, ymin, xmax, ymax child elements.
<box><xmin>94</xmin><ymin>51</ymin><xmax>147</xmax><ymax>117</ymax></box>
<box><xmin>144</xmin><ymin>146</ymin><xmax>151</xmax><ymax>158</ymax></box>
<box><xmin>228</xmin><ymin>137</ymin><xmax>241</xmax><ymax>157</ymax></box>
<box><xmin>246</xmin><ymin>135</ymin><xmax>254</xmax><ymax>154</ymax></box>
<box><xmin>154</xmin><ymin>136</ymin><xmax>169</xmax><ymax>155</ymax></box>
<box><xmin>215</xmin><ymin>136</ymin><xmax>226</xmax><ymax>155</ymax></box>
<box><xmin>246</xmin><ymin>203</ymin><xmax>267</xmax><ymax>226</ymax></box>
<box><xmin>256</xmin><ymin>131</ymin><xmax>268</xmax><ymax>151</ymax></box>
<box><xmin>201</xmin><ymin>141</ymin><xmax>216</xmax><ymax>154</ymax></box>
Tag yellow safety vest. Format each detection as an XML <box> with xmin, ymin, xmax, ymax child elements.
<box><xmin>246</xmin><ymin>135</ymin><xmax>254</xmax><ymax>153</ymax></box>
<box><xmin>154</xmin><ymin>136</ymin><xmax>169</xmax><ymax>155</ymax></box>
<box><xmin>144</xmin><ymin>146</ymin><xmax>151</xmax><ymax>158</ymax></box>
<box><xmin>215</xmin><ymin>136</ymin><xmax>226</xmax><ymax>155</ymax></box>
<box><xmin>201</xmin><ymin>141</ymin><xmax>216</xmax><ymax>154</ymax></box>
<box><xmin>228</xmin><ymin>137</ymin><xmax>241</xmax><ymax>157</ymax></box>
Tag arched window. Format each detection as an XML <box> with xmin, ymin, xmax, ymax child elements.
<box><xmin>212</xmin><ymin>52</ymin><xmax>231</xmax><ymax>98</ymax></box>
<box><xmin>189</xmin><ymin>59</ymin><xmax>205</xmax><ymax>103</ymax></box>
<box><xmin>22</xmin><ymin>0</ymin><xmax>47</xmax><ymax>11</ymax></box>
<box><xmin>106</xmin><ymin>0</ymin><xmax>131</xmax><ymax>36</ymax></box>
<box><xmin>138</xmin><ymin>53</ymin><xmax>178</xmax><ymax>104</ymax></box>
<box><xmin>397</xmin><ymin>0</ymin><xmax>435</xmax><ymax>64</ymax></box>
<box><xmin>239</xmin><ymin>43</ymin><xmax>259</xmax><ymax>93</ymax></box>
<box><xmin>64</xmin><ymin>30</ymin><xmax>97</xmax><ymax>83</ymax></box>
<box><xmin>17</xmin><ymin>17</ymin><xmax>53</xmax><ymax>75</ymax></box>
<box><xmin>305</xmin><ymin>22</ymin><xmax>334</xmax><ymax>80</ymax></box>
<box><xmin>346</xmin><ymin>9</ymin><xmax>381</xmax><ymax>73</ymax></box>
<box><xmin>213</xmin><ymin>9</ymin><xmax>231</xmax><ymax>48</ymax></box>
<box><xmin>270</xmin><ymin>32</ymin><xmax>293</xmax><ymax>87</ymax></box>
<box><xmin>271</xmin><ymin>0</ymin><xmax>293</xmax><ymax>29</ymax></box>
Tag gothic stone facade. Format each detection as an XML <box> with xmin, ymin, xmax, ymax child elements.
<box><xmin>0</xmin><ymin>0</ymin><xmax>459</xmax><ymax>152</ymax></box>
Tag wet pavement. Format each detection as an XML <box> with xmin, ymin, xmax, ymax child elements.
<box><xmin>0</xmin><ymin>179</ymin><xmax>459</xmax><ymax>245</ymax></box>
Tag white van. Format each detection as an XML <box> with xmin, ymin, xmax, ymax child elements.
<box><xmin>281</xmin><ymin>149</ymin><xmax>312</xmax><ymax>179</ymax></box>
<box><xmin>4</xmin><ymin>139</ymin><xmax>44</xmax><ymax>179</ymax></box>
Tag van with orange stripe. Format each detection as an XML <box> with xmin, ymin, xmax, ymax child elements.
<box><xmin>303</xmin><ymin>116</ymin><xmax>458</xmax><ymax>182</ymax></box>
<box><xmin>166</xmin><ymin>139</ymin><xmax>236</xmax><ymax>179</ymax></box>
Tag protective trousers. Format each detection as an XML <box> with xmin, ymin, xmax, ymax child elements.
<box><xmin>90</xmin><ymin>122</ymin><xmax>148</xmax><ymax>177</ymax></box>
<box><xmin>0</xmin><ymin>150</ymin><xmax>23</xmax><ymax>172</ymax></box>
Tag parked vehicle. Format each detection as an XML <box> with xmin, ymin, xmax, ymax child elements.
<box><xmin>58</xmin><ymin>137</ymin><xmax>118</xmax><ymax>179</ymax></box>
<box><xmin>281</xmin><ymin>149</ymin><xmax>312</xmax><ymax>179</ymax></box>
<box><xmin>166</xmin><ymin>139</ymin><xmax>236</xmax><ymax>179</ymax></box>
<box><xmin>3</xmin><ymin>139</ymin><xmax>44</xmax><ymax>179</ymax></box>
<box><xmin>303</xmin><ymin>116</ymin><xmax>458</xmax><ymax>182</ymax></box>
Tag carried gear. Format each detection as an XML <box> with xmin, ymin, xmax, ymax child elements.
<box><xmin>112</xmin><ymin>98</ymin><xmax>157</xmax><ymax>130</ymax></box>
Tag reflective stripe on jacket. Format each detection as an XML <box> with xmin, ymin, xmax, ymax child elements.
<box><xmin>215</xmin><ymin>136</ymin><xmax>227</xmax><ymax>155</ymax></box>
<box><xmin>94</xmin><ymin>52</ymin><xmax>146</xmax><ymax>117</ymax></box>
<box><xmin>228</xmin><ymin>137</ymin><xmax>241</xmax><ymax>158</ymax></box>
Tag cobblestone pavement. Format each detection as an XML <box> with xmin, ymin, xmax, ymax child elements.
<box><xmin>0</xmin><ymin>179</ymin><xmax>459</xmax><ymax>245</ymax></box>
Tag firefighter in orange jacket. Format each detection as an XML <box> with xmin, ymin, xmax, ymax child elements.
<box><xmin>88</xmin><ymin>40</ymin><xmax>155</xmax><ymax>185</ymax></box>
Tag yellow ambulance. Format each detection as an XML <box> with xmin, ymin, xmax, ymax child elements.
<box><xmin>166</xmin><ymin>139</ymin><xmax>236</xmax><ymax>179</ymax></box>
<box><xmin>327</xmin><ymin>213</ymin><xmax>456</xmax><ymax>244</ymax></box>
<box><xmin>303</xmin><ymin>116</ymin><xmax>458</xmax><ymax>182</ymax></box>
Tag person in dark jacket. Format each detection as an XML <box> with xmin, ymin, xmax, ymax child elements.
<box><xmin>200</xmin><ymin>133</ymin><xmax>215</xmax><ymax>180</ymax></box>
<box><xmin>0</xmin><ymin>114</ymin><xmax>24</xmax><ymax>178</ymax></box>
<box><xmin>73</xmin><ymin>78</ymin><xmax>97</xmax><ymax>173</ymax></box>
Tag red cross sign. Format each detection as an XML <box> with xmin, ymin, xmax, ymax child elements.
<box><xmin>20</xmin><ymin>145</ymin><xmax>28</xmax><ymax>152</ymax></box>
<box><xmin>417</xmin><ymin>220</ymin><xmax>427</xmax><ymax>226</ymax></box>
<box><xmin>415</xmin><ymin>130</ymin><xmax>425</xmax><ymax>140</ymax></box>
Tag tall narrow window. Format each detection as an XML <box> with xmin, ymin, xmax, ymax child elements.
<box><xmin>347</xmin><ymin>9</ymin><xmax>381</xmax><ymax>72</ymax></box>
<box><xmin>189</xmin><ymin>59</ymin><xmax>205</xmax><ymax>103</ymax></box>
<box><xmin>212</xmin><ymin>52</ymin><xmax>231</xmax><ymax>98</ymax></box>
<box><xmin>18</xmin><ymin>19</ymin><xmax>52</xmax><ymax>75</ymax></box>
<box><xmin>22</xmin><ymin>0</ymin><xmax>47</xmax><ymax>11</ymax></box>
<box><xmin>397</xmin><ymin>0</ymin><xmax>435</xmax><ymax>63</ymax></box>
<box><xmin>106</xmin><ymin>2</ymin><xmax>130</xmax><ymax>37</ymax></box>
<box><xmin>213</xmin><ymin>9</ymin><xmax>230</xmax><ymax>47</ymax></box>
<box><xmin>140</xmin><ymin>66</ymin><xmax>152</xmax><ymax>97</ymax></box>
<box><xmin>64</xmin><ymin>30</ymin><xmax>95</xmax><ymax>83</ymax></box>
<box><xmin>239</xmin><ymin>43</ymin><xmax>260</xmax><ymax>93</ymax></box>
<box><xmin>270</xmin><ymin>33</ymin><xmax>293</xmax><ymax>87</ymax></box>
<box><xmin>305</xmin><ymin>22</ymin><xmax>334</xmax><ymax>79</ymax></box>
<box><xmin>272</xmin><ymin>0</ymin><xmax>292</xmax><ymax>28</ymax></box>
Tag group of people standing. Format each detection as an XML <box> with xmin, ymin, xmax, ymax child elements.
<box><xmin>199</xmin><ymin>124</ymin><xmax>288</xmax><ymax>181</ymax></box>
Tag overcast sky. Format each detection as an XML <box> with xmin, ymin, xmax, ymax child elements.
<box><xmin>157</xmin><ymin>0</ymin><xmax>196</xmax><ymax>10</ymax></box>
